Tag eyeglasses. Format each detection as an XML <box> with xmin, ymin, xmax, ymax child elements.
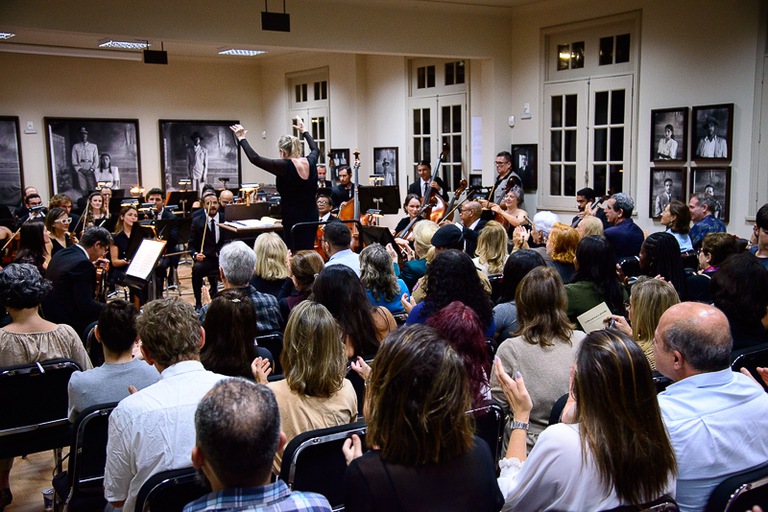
<box><xmin>55</xmin><ymin>217</ymin><xmax>73</xmax><ymax>224</ymax></box>
<box><xmin>494</xmin><ymin>161</ymin><xmax>508</xmax><ymax>166</ymax></box>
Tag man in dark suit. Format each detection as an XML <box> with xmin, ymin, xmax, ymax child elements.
<box><xmin>604</xmin><ymin>192</ymin><xmax>644</xmax><ymax>263</ymax></box>
<box><xmin>189</xmin><ymin>193</ymin><xmax>224</xmax><ymax>309</ymax></box>
<box><xmin>146</xmin><ymin>187</ymin><xmax>179</xmax><ymax>297</ymax></box>
<box><xmin>317</xmin><ymin>163</ymin><xmax>332</xmax><ymax>188</ymax></box>
<box><xmin>407</xmin><ymin>161</ymin><xmax>447</xmax><ymax>202</ymax></box>
<box><xmin>43</xmin><ymin>226</ymin><xmax>112</xmax><ymax>340</ymax></box>
<box><xmin>330</xmin><ymin>166</ymin><xmax>354</xmax><ymax>208</ymax></box>
<box><xmin>459</xmin><ymin>200</ymin><xmax>487</xmax><ymax>258</ymax></box>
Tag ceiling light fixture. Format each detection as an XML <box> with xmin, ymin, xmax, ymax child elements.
<box><xmin>218</xmin><ymin>48</ymin><xmax>267</xmax><ymax>56</ymax></box>
<box><xmin>99</xmin><ymin>39</ymin><xmax>150</xmax><ymax>50</ymax></box>
<box><xmin>0</xmin><ymin>43</ymin><xmax>142</xmax><ymax>61</ymax></box>
<box><xmin>0</xmin><ymin>33</ymin><xmax>15</xmax><ymax>40</ymax></box>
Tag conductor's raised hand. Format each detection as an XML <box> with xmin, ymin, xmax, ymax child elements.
<box><xmin>230</xmin><ymin>124</ymin><xmax>247</xmax><ymax>140</ymax></box>
<box><xmin>292</xmin><ymin>116</ymin><xmax>306</xmax><ymax>133</ymax></box>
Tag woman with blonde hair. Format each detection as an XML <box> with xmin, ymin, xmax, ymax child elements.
<box><xmin>546</xmin><ymin>222</ymin><xmax>579</xmax><ymax>283</ymax></box>
<box><xmin>491</xmin><ymin>266</ymin><xmax>585</xmax><ymax>451</ymax></box>
<box><xmin>360</xmin><ymin>243</ymin><xmax>409</xmax><ymax>313</ymax></box>
<box><xmin>252</xmin><ymin>300</ymin><xmax>357</xmax><ymax>474</ymax></box>
<box><xmin>474</xmin><ymin>220</ymin><xmax>508</xmax><ymax>275</ymax></box>
<box><xmin>251</xmin><ymin>231</ymin><xmax>292</xmax><ymax>298</ymax></box>
<box><xmin>399</xmin><ymin>219</ymin><xmax>439</xmax><ymax>291</ymax></box>
<box><xmin>575</xmin><ymin>215</ymin><xmax>604</xmax><ymax>238</ymax></box>
<box><xmin>279</xmin><ymin>249</ymin><xmax>324</xmax><ymax>319</ymax></box>
<box><xmin>607</xmin><ymin>276</ymin><xmax>679</xmax><ymax>371</ymax></box>
<box><xmin>231</xmin><ymin>117</ymin><xmax>319</xmax><ymax>251</ymax></box>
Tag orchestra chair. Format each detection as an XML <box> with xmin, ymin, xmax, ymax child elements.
<box><xmin>134</xmin><ymin>466</ymin><xmax>210</xmax><ymax>512</ymax></box>
<box><xmin>52</xmin><ymin>402</ymin><xmax>118</xmax><ymax>511</ymax></box>
<box><xmin>0</xmin><ymin>358</ymin><xmax>82</xmax><ymax>463</ymax></box>
<box><xmin>467</xmin><ymin>403</ymin><xmax>505</xmax><ymax>467</ymax></box>
<box><xmin>704</xmin><ymin>461</ymin><xmax>768</xmax><ymax>512</ymax></box>
<box><xmin>345</xmin><ymin>358</ymin><xmax>374</xmax><ymax>419</ymax></box>
<box><xmin>730</xmin><ymin>344</ymin><xmax>768</xmax><ymax>392</ymax></box>
<box><xmin>279</xmin><ymin>421</ymin><xmax>368</xmax><ymax>511</ymax></box>
<box><xmin>255</xmin><ymin>332</ymin><xmax>283</xmax><ymax>375</ymax></box>
<box><xmin>488</xmin><ymin>274</ymin><xmax>503</xmax><ymax>304</ymax></box>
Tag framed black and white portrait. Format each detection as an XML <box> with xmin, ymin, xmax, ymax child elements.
<box><xmin>329</xmin><ymin>148</ymin><xmax>350</xmax><ymax>180</ymax></box>
<box><xmin>691</xmin><ymin>104</ymin><xmax>733</xmax><ymax>162</ymax></box>
<box><xmin>511</xmin><ymin>144</ymin><xmax>537</xmax><ymax>191</ymax></box>
<box><xmin>690</xmin><ymin>167</ymin><xmax>730</xmax><ymax>222</ymax></box>
<box><xmin>159</xmin><ymin>120</ymin><xmax>241</xmax><ymax>194</ymax></box>
<box><xmin>649</xmin><ymin>168</ymin><xmax>686</xmax><ymax>219</ymax></box>
<box><xmin>650</xmin><ymin>108</ymin><xmax>687</xmax><ymax>162</ymax></box>
<box><xmin>45</xmin><ymin>117</ymin><xmax>141</xmax><ymax>203</ymax></box>
<box><xmin>0</xmin><ymin>117</ymin><xmax>24</xmax><ymax>209</ymax></box>
<box><xmin>373</xmin><ymin>147</ymin><xmax>398</xmax><ymax>186</ymax></box>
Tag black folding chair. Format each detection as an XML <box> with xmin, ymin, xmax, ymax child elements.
<box><xmin>467</xmin><ymin>403</ymin><xmax>505</xmax><ymax>465</ymax></box>
<box><xmin>705</xmin><ymin>461</ymin><xmax>768</xmax><ymax>512</ymax></box>
<box><xmin>135</xmin><ymin>466</ymin><xmax>211</xmax><ymax>512</ymax></box>
<box><xmin>256</xmin><ymin>332</ymin><xmax>284</xmax><ymax>375</ymax></box>
<box><xmin>731</xmin><ymin>344</ymin><xmax>768</xmax><ymax>392</ymax></box>
<box><xmin>488</xmin><ymin>274</ymin><xmax>503</xmax><ymax>304</ymax></box>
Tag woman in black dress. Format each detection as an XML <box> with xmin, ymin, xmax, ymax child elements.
<box><xmin>231</xmin><ymin>117</ymin><xmax>319</xmax><ymax>251</ymax></box>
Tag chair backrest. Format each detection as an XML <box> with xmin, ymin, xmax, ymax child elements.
<box><xmin>488</xmin><ymin>274</ymin><xmax>503</xmax><ymax>303</ymax></box>
<box><xmin>467</xmin><ymin>403</ymin><xmax>504</xmax><ymax>464</ymax></box>
<box><xmin>0</xmin><ymin>358</ymin><xmax>82</xmax><ymax>458</ymax></box>
<box><xmin>135</xmin><ymin>467</ymin><xmax>211</xmax><ymax>512</ymax></box>
<box><xmin>256</xmin><ymin>332</ymin><xmax>284</xmax><ymax>374</ymax></box>
<box><xmin>705</xmin><ymin>461</ymin><xmax>768</xmax><ymax>512</ymax></box>
<box><xmin>69</xmin><ymin>402</ymin><xmax>119</xmax><ymax>492</ymax></box>
<box><xmin>346</xmin><ymin>358</ymin><xmax>373</xmax><ymax>419</ymax></box>
<box><xmin>731</xmin><ymin>344</ymin><xmax>768</xmax><ymax>392</ymax></box>
<box><xmin>279</xmin><ymin>421</ymin><xmax>367</xmax><ymax>509</ymax></box>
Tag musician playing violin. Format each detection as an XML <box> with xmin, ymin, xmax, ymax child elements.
<box><xmin>147</xmin><ymin>187</ymin><xmax>179</xmax><ymax>297</ymax></box>
<box><xmin>407</xmin><ymin>161</ymin><xmax>448</xmax><ymax>202</ymax></box>
<box><xmin>490</xmin><ymin>186</ymin><xmax>529</xmax><ymax>231</ymax></box>
<box><xmin>394</xmin><ymin>194</ymin><xmax>422</xmax><ymax>237</ymax></box>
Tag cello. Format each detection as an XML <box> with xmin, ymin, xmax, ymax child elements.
<box><xmin>338</xmin><ymin>150</ymin><xmax>363</xmax><ymax>252</ymax></box>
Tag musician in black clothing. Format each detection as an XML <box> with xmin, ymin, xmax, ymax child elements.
<box><xmin>407</xmin><ymin>161</ymin><xmax>447</xmax><ymax>202</ymax></box>
<box><xmin>394</xmin><ymin>194</ymin><xmax>423</xmax><ymax>236</ymax></box>
<box><xmin>146</xmin><ymin>188</ymin><xmax>179</xmax><ymax>297</ymax></box>
<box><xmin>189</xmin><ymin>194</ymin><xmax>224</xmax><ymax>309</ymax></box>
<box><xmin>331</xmin><ymin>165</ymin><xmax>354</xmax><ymax>208</ymax></box>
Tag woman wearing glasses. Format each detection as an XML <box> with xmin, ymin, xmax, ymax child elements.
<box><xmin>45</xmin><ymin>207</ymin><xmax>74</xmax><ymax>257</ymax></box>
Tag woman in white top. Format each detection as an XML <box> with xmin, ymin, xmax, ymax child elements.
<box><xmin>660</xmin><ymin>200</ymin><xmax>693</xmax><ymax>254</ymax></box>
<box><xmin>495</xmin><ymin>329</ymin><xmax>677</xmax><ymax>512</ymax></box>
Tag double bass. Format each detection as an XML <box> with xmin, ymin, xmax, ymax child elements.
<box><xmin>337</xmin><ymin>150</ymin><xmax>365</xmax><ymax>252</ymax></box>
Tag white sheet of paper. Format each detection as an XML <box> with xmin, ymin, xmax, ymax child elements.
<box><xmin>126</xmin><ymin>239</ymin><xmax>167</xmax><ymax>281</ymax></box>
<box><xmin>576</xmin><ymin>301</ymin><xmax>613</xmax><ymax>333</ymax></box>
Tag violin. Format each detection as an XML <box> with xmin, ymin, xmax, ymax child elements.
<box><xmin>438</xmin><ymin>179</ymin><xmax>468</xmax><ymax>223</ymax></box>
<box><xmin>95</xmin><ymin>260</ymin><xmax>110</xmax><ymax>302</ymax></box>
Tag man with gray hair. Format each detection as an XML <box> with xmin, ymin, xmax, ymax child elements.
<box><xmin>688</xmin><ymin>192</ymin><xmax>726</xmax><ymax>250</ymax></box>
<box><xmin>104</xmin><ymin>298</ymin><xmax>226</xmax><ymax>512</ymax></box>
<box><xmin>654</xmin><ymin>302</ymin><xmax>768</xmax><ymax>511</ymax></box>
<box><xmin>184</xmin><ymin>379</ymin><xmax>332</xmax><ymax>512</ymax></box>
<box><xmin>198</xmin><ymin>241</ymin><xmax>282</xmax><ymax>334</ymax></box>
<box><xmin>603</xmin><ymin>192</ymin><xmax>644</xmax><ymax>262</ymax></box>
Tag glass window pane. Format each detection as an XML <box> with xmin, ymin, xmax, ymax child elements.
<box><xmin>442</xmin><ymin>106</ymin><xmax>450</xmax><ymax>133</ymax></box>
<box><xmin>452</xmin><ymin>135</ymin><xmax>461</xmax><ymax>162</ymax></box>
<box><xmin>452</xmin><ymin>105</ymin><xmax>461</xmax><ymax>132</ymax></box>
<box><xmin>418</xmin><ymin>67</ymin><xmax>425</xmax><ymax>89</ymax></box>
<box><xmin>301</xmin><ymin>84</ymin><xmax>307</xmax><ymax>102</ymax></box>
<box><xmin>565</xmin><ymin>94</ymin><xmax>578</xmax><ymax>127</ymax></box>
<box><xmin>610</xmin><ymin>127</ymin><xmax>624</xmax><ymax>160</ymax></box>
<box><xmin>550</xmin><ymin>165</ymin><xmax>562</xmax><ymax>195</ymax></box>
<box><xmin>450</xmin><ymin>165</ymin><xmax>462</xmax><ymax>190</ymax></box>
<box><xmin>610</xmin><ymin>90</ymin><xmax>625</xmax><ymax>124</ymax></box>
<box><xmin>322</xmin><ymin>81</ymin><xmax>328</xmax><ymax>99</ymax></box>
<box><xmin>564</xmin><ymin>165</ymin><xmax>576</xmax><ymax>196</ymax></box>
<box><xmin>414</xmin><ymin>138</ymin><xmax>422</xmax><ymax>161</ymax></box>
<box><xmin>599</xmin><ymin>36</ymin><xmax>613</xmax><ymax>66</ymax></box>
<box><xmin>609</xmin><ymin>164</ymin><xmax>624</xmax><ymax>193</ymax></box>
<box><xmin>594</xmin><ymin>91</ymin><xmax>608</xmax><ymax>126</ymax></box>
<box><xmin>317</xmin><ymin>118</ymin><xmax>325</xmax><ymax>139</ymax></box>
<box><xmin>423</xmin><ymin>110</ymin><xmax>431</xmax><ymax>134</ymax></box>
<box><xmin>295</xmin><ymin>84</ymin><xmax>301</xmax><ymax>103</ymax></box>
<box><xmin>456</xmin><ymin>61</ymin><xmax>465</xmax><ymax>84</ymax></box>
<box><xmin>593</xmin><ymin>164</ymin><xmax>607</xmax><ymax>195</ymax></box>
<box><xmin>445</xmin><ymin>62</ymin><xmax>455</xmax><ymax>86</ymax></box>
<box><xmin>551</xmin><ymin>131</ymin><xmax>562</xmax><ymax>161</ymax></box>
<box><xmin>423</xmin><ymin>138</ymin><xmax>431</xmax><ymax>163</ymax></box>
<box><xmin>551</xmin><ymin>96</ymin><xmax>563</xmax><ymax>128</ymax></box>
<box><xmin>616</xmin><ymin>34</ymin><xmax>630</xmax><ymax>63</ymax></box>
<box><xmin>314</xmin><ymin>82</ymin><xmax>320</xmax><ymax>100</ymax></box>
<box><xmin>427</xmin><ymin>66</ymin><xmax>435</xmax><ymax>88</ymax></box>
<box><xmin>413</xmin><ymin>110</ymin><xmax>421</xmax><ymax>133</ymax></box>
<box><xmin>571</xmin><ymin>41</ymin><xmax>585</xmax><ymax>69</ymax></box>
<box><xmin>557</xmin><ymin>44</ymin><xmax>570</xmax><ymax>71</ymax></box>
<box><xmin>594</xmin><ymin>128</ymin><xmax>607</xmax><ymax>161</ymax></box>
<box><xmin>564</xmin><ymin>129</ymin><xmax>577</xmax><ymax>162</ymax></box>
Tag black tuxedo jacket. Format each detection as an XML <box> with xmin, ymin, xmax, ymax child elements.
<box><xmin>189</xmin><ymin>211</ymin><xmax>224</xmax><ymax>260</ymax></box>
<box><xmin>331</xmin><ymin>184</ymin><xmax>355</xmax><ymax>208</ymax></box>
<box><xmin>407</xmin><ymin>177</ymin><xmax>448</xmax><ymax>202</ymax></box>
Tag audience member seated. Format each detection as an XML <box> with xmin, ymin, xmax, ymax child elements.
<box><xmin>608</xmin><ymin>277</ymin><xmax>680</xmax><ymax>371</ymax></box>
<box><xmin>250</xmin><ymin>232</ymin><xmax>293</xmax><ymax>299</ymax></box>
<box><xmin>687</xmin><ymin>232</ymin><xmax>738</xmax><ymax>303</ymax></box>
<box><xmin>491</xmin><ymin>266</ymin><xmax>585</xmax><ymax>452</ymax></box>
<box><xmin>655</xmin><ymin>302</ymin><xmax>768</xmax><ymax>511</ymax></box>
<box><xmin>312</xmin><ymin>265</ymin><xmax>395</xmax><ymax>359</ymax></box>
<box><xmin>545</xmin><ymin>222</ymin><xmax>579</xmax><ymax>283</ymax></box>
<box><xmin>0</xmin><ymin>263</ymin><xmax>93</xmax><ymax>510</ymax></box>
<box><xmin>574</xmin><ymin>215</ymin><xmax>604</xmax><ymax>238</ymax></box>
<box><xmin>571</xmin><ymin>187</ymin><xmax>609</xmax><ymax>230</ymax></box>
<box><xmin>750</xmin><ymin>202</ymin><xmax>768</xmax><ymax>270</ymax></box>
<box><xmin>493</xmin><ymin>250</ymin><xmax>546</xmax><ymax>341</ymax></box>
<box><xmin>321</xmin><ymin>222</ymin><xmax>360</xmax><ymax>276</ymax></box>
<box><xmin>711</xmin><ymin>252</ymin><xmax>768</xmax><ymax>352</ymax></box>
<box><xmin>13</xmin><ymin>220</ymin><xmax>51</xmax><ymax>275</ymax></box>
<box><xmin>637</xmin><ymin>232</ymin><xmax>688</xmax><ymax>300</ymax></box>
<box><xmin>198</xmin><ymin>241</ymin><xmax>282</xmax><ymax>335</ymax></box>
<box><xmin>398</xmin><ymin>220</ymin><xmax>438</xmax><ymax>292</ymax></box>
<box><xmin>185</xmin><ymin>379</ymin><xmax>332</xmax><ymax>512</ymax></box>
<box><xmin>252</xmin><ymin>301</ymin><xmax>357</xmax><ymax>474</ymax></box>
<box><xmin>688</xmin><ymin>193</ymin><xmax>726</xmax><ymax>251</ymax></box>
<box><xmin>67</xmin><ymin>300</ymin><xmax>158</xmax><ymax>421</ymax></box>
<box><xmin>604</xmin><ymin>192</ymin><xmax>645</xmax><ymax>262</ymax></box>
<box><xmin>473</xmin><ymin>220</ymin><xmax>508</xmax><ymax>276</ymax></box>
<box><xmin>458</xmin><ymin>200</ymin><xmax>487</xmax><ymax>258</ymax></box>
<box><xmin>406</xmin><ymin>249</ymin><xmax>495</xmax><ymax>338</ymax></box>
<box><xmin>360</xmin><ymin>244</ymin><xmax>409</xmax><ymax>314</ymax></box>
<box><xmin>565</xmin><ymin>235</ymin><xmax>627</xmax><ymax>323</ymax></box>
<box><xmin>428</xmin><ymin>301</ymin><xmax>492</xmax><ymax>408</ymax></box>
<box><xmin>660</xmin><ymin>200</ymin><xmax>694</xmax><ymax>257</ymax></box>
<box><xmin>342</xmin><ymin>325</ymin><xmax>504</xmax><ymax>512</ymax></box>
<box><xmin>279</xmin><ymin>250</ymin><xmax>324</xmax><ymax>320</ymax></box>
<box><xmin>104</xmin><ymin>298</ymin><xmax>226</xmax><ymax>512</ymax></box>
<box><xmin>515</xmin><ymin>211</ymin><xmax>558</xmax><ymax>254</ymax></box>
<box><xmin>496</xmin><ymin>329</ymin><xmax>676</xmax><ymax>510</ymax></box>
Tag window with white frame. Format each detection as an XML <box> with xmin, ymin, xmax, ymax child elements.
<box><xmin>288</xmin><ymin>69</ymin><xmax>329</xmax><ymax>162</ymax></box>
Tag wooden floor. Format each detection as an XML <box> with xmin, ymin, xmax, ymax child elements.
<box><xmin>6</xmin><ymin>261</ymin><xmax>199</xmax><ymax>511</ymax></box>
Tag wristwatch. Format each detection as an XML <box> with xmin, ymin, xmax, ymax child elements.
<box><xmin>510</xmin><ymin>420</ymin><xmax>529</xmax><ymax>431</ymax></box>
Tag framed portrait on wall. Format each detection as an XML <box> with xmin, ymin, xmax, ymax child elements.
<box><xmin>45</xmin><ymin>117</ymin><xmax>141</xmax><ymax>203</ymax></box>
<box><xmin>373</xmin><ymin>147</ymin><xmax>398</xmax><ymax>186</ymax></box>
<box><xmin>690</xmin><ymin>167</ymin><xmax>730</xmax><ymax>222</ymax></box>
<box><xmin>649</xmin><ymin>167</ymin><xmax>686</xmax><ymax>218</ymax></box>
<box><xmin>0</xmin><ymin>117</ymin><xmax>24</xmax><ymax>209</ymax></box>
<box><xmin>511</xmin><ymin>144</ymin><xmax>537</xmax><ymax>191</ymax></box>
<box><xmin>691</xmin><ymin>104</ymin><xmax>733</xmax><ymax>162</ymax></box>
<box><xmin>650</xmin><ymin>107</ymin><xmax>688</xmax><ymax>162</ymax></box>
<box><xmin>159</xmin><ymin>120</ymin><xmax>241</xmax><ymax>194</ymax></box>
<box><xmin>329</xmin><ymin>148</ymin><xmax>350</xmax><ymax>180</ymax></box>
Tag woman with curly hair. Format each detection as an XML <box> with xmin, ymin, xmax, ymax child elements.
<box><xmin>251</xmin><ymin>232</ymin><xmax>292</xmax><ymax>298</ymax></box>
<box><xmin>545</xmin><ymin>222</ymin><xmax>579</xmax><ymax>283</ymax></box>
<box><xmin>360</xmin><ymin>244</ymin><xmax>409</xmax><ymax>314</ymax></box>
<box><xmin>406</xmin><ymin>249</ymin><xmax>494</xmax><ymax>337</ymax></box>
<box><xmin>474</xmin><ymin>220</ymin><xmax>508</xmax><ymax>276</ymax></box>
<box><xmin>312</xmin><ymin>265</ymin><xmax>395</xmax><ymax>359</ymax></box>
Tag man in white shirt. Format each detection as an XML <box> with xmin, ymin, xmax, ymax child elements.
<box><xmin>104</xmin><ymin>297</ymin><xmax>225</xmax><ymax>512</ymax></box>
<box><xmin>321</xmin><ymin>221</ymin><xmax>360</xmax><ymax>276</ymax></box>
<box><xmin>407</xmin><ymin>160</ymin><xmax>447</xmax><ymax>202</ymax></box>
<box><xmin>654</xmin><ymin>302</ymin><xmax>768</xmax><ymax>512</ymax></box>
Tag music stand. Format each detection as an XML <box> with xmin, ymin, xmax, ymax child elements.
<box><xmin>153</xmin><ymin>219</ymin><xmax>177</xmax><ymax>241</ymax></box>
<box><xmin>123</xmin><ymin>239</ymin><xmax>167</xmax><ymax>302</ymax></box>
<box><xmin>167</xmin><ymin>191</ymin><xmax>198</xmax><ymax>216</ymax></box>
<box><xmin>358</xmin><ymin>186</ymin><xmax>400</xmax><ymax>215</ymax></box>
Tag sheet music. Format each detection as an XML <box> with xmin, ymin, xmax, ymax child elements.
<box><xmin>126</xmin><ymin>239</ymin><xmax>167</xmax><ymax>281</ymax></box>
<box><xmin>223</xmin><ymin>218</ymin><xmax>279</xmax><ymax>229</ymax></box>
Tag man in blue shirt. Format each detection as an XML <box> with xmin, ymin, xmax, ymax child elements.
<box><xmin>185</xmin><ymin>379</ymin><xmax>332</xmax><ymax>512</ymax></box>
<box><xmin>654</xmin><ymin>302</ymin><xmax>768</xmax><ymax>512</ymax></box>
<box><xmin>603</xmin><ymin>192</ymin><xmax>644</xmax><ymax>262</ymax></box>
<box><xmin>688</xmin><ymin>193</ymin><xmax>726</xmax><ymax>250</ymax></box>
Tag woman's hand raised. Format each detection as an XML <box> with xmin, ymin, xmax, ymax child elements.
<box><xmin>230</xmin><ymin>124</ymin><xmax>248</xmax><ymax>141</ymax></box>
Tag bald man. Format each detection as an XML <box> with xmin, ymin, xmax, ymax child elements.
<box><xmin>458</xmin><ymin>200</ymin><xmax>486</xmax><ymax>258</ymax></box>
<box><xmin>218</xmin><ymin>189</ymin><xmax>234</xmax><ymax>207</ymax></box>
<box><xmin>654</xmin><ymin>302</ymin><xmax>768</xmax><ymax>512</ymax></box>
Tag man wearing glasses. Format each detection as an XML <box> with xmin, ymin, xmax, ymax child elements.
<box><xmin>489</xmin><ymin>151</ymin><xmax>523</xmax><ymax>206</ymax></box>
